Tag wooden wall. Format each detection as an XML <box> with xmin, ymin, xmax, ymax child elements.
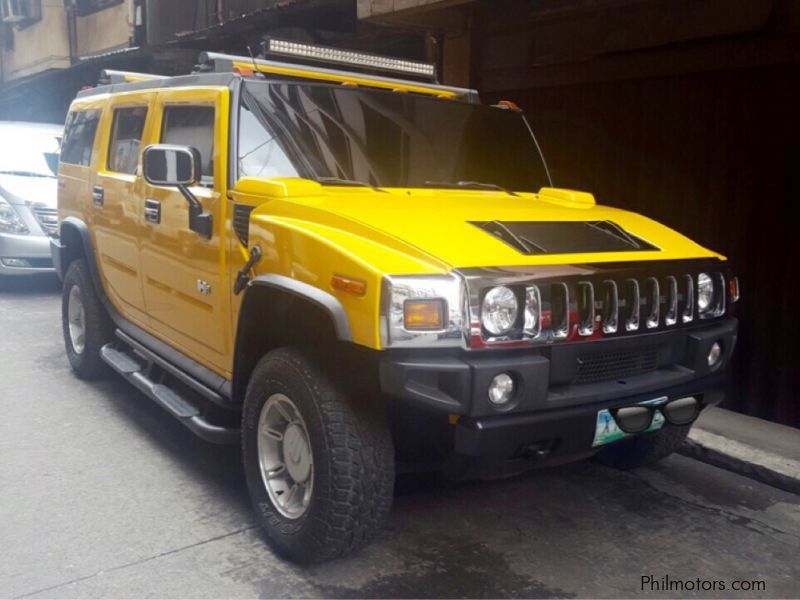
<box><xmin>484</xmin><ymin>65</ymin><xmax>800</xmax><ymax>426</ymax></box>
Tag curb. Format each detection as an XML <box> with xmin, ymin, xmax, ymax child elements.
<box><xmin>680</xmin><ymin>428</ymin><xmax>800</xmax><ymax>496</ymax></box>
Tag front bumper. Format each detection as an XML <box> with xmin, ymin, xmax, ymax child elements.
<box><xmin>0</xmin><ymin>232</ymin><xmax>55</xmax><ymax>275</ymax></box>
<box><xmin>381</xmin><ymin>318</ymin><xmax>737</xmax><ymax>471</ymax></box>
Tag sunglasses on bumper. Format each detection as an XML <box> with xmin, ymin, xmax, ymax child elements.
<box><xmin>609</xmin><ymin>397</ymin><xmax>701</xmax><ymax>434</ymax></box>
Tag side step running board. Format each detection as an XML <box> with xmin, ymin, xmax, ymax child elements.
<box><xmin>100</xmin><ymin>343</ymin><xmax>239</xmax><ymax>444</ymax></box>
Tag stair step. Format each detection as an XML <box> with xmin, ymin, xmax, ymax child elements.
<box><xmin>100</xmin><ymin>345</ymin><xmax>142</xmax><ymax>374</ymax></box>
<box><xmin>151</xmin><ymin>383</ymin><xmax>199</xmax><ymax>418</ymax></box>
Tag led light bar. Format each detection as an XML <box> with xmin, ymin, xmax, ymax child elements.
<box><xmin>264</xmin><ymin>38</ymin><xmax>437</xmax><ymax>81</ymax></box>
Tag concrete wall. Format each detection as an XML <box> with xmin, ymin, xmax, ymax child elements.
<box><xmin>1</xmin><ymin>4</ymin><xmax>70</xmax><ymax>81</ymax></box>
<box><xmin>0</xmin><ymin>0</ymin><xmax>133</xmax><ymax>84</ymax></box>
<box><xmin>75</xmin><ymin>1</ymin><xmax>133</xmax><ymax>58</ymax></box>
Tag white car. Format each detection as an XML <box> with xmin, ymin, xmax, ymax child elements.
<box><xmin>0</xmin><ymin>121</ymin><xmax>63</xmax><ymax>277</ymax></box>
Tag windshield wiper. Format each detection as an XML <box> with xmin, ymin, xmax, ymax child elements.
<box><xmin>317</xmin><ymin>177</ymin><xmax>385</xmax><ymax>192</ymax></box>
<box><xmin>0</xmin><ymin>170</ymin><xmax>55</xmax><ymax>178</ymax></box>
<box><xmin>423</xmin><ymin>180</ymin><xmax>519</xmax><ymax>197</ymax></box>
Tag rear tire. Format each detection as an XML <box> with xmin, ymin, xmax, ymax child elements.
<box><xmin>61</xmin><ymin>259</ymin><xmax>114</xmax><ymax>380</ymax></box>
<box><xmin>595</xmin><ymin>424</ymin><xmax>691</xmax><ymax>469</ymax></box>
<box><xmin>242</xmin><ymin>347</ymin><xmax>395</xmax><ymax>564</ymax></box>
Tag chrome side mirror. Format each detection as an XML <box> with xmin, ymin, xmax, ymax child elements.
<box><xmin>142</xmin><ymin>144</ymin><xmax>212</xmax><ymax>239</ymax></box>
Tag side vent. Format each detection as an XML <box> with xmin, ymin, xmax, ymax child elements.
<box><xmin>233</xmin><ymin>204</ymin><xmax>255</xmax><ymax>246</ymax></box>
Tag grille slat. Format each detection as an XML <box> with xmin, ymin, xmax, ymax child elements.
<box><xmin>575</xmin><ymin>346</ymin><xmax>659</xmax><ymax>384</ymax></box>
<box><xmin>32</xmin><ymin>206</ymin><xmax>58</xmax><ymax>237</ymax></box>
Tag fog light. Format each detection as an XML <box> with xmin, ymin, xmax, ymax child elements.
<box><xmin>488</xmin><ymin>373</ymin><xmax>514</xmax><ymax>406</ymax></box>
<box><xmin>1</xmin><ymin>258</ymin><xmax>31</xmax><ymax>268</ymax></box>
<box><xmin>707</xmin><ymin>341</ymin><xmax>722</xmax><ymax>368</ymax></box>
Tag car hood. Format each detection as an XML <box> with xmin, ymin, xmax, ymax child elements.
<box><xmin>0</xmin><ymin>174</ymin><xmax>58</xmax><ymax>208</ymax></box>
<box><xmin>260</xmin><ymin>187</ymin><xmax>721</xmax><ymax>272</ymax></box>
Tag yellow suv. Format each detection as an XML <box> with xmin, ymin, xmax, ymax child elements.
<box><xmin>52</xmin><ymin>40</ymin><xmax>739</xmax><ymax>563</ymax></box>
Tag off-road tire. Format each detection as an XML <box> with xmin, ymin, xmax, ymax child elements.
<box><xmin>61</xmin><ymin>259</ymin><xmax>114</xmax><ymax>379</ymax></box>
<box><xmin>242</xmin><ymin>347</ymin><xmax>395</xmax><ymax>563</ymax></box>
<box><xmin>595</xmin><ymin>424</ymin><xmax>691</xmax><ymax>469</ymax></box>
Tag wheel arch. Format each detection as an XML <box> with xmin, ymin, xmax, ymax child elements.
<box><xmin>232</xmin><ymin>274</ymin><xmax>354</xmax><ymax>403</ymax></box>
<box><xmin>56</xmin><ymin>217</ymin><xmax>105</xmax><ymax>300</ymax></box>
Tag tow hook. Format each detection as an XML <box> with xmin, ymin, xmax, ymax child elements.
<box><xmin>233</xmin><ymin>245</ymin><xmax>263</xmax><ymax>295</ymax></box>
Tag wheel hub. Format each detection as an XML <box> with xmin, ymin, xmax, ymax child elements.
<box><xmin>257</xmin><ymin>393</ymin><xmax>314</xmax><ymax>519</ymax></box>
<box><xmin>67</xmin><ymin>285</ymin><xmax>86</xmax><ymax>355</ymax></box>
<box><xmin>283</xmin><ymin>423</ymin><xmax>312</xmax><ymax>483</ymax></box>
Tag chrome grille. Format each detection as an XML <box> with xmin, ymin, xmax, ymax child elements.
<box><xmin>32</xmin><ymin>206</ymin><xmax>58</xmax><ymax>237</ymax></box>
<box><xmin>464</xmin><ymin>263</ymin><xmax>728</xmax><ymax>347</ymax></box>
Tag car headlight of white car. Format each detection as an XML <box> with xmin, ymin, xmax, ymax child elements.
<box><xmin>0</xmin><ymin>195</ymin><xmax>29</xmax><ymax>235</ymax></box>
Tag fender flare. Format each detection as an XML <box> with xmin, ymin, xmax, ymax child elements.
<box><xmin>246</xmin><ymin>274</ymin><xmax>353</xmax><ymax>342</ymax></box>
<box><xmin>55</xmin><ymin>216</ymin><xmax>106</xmax><ymax>298</ymax></box>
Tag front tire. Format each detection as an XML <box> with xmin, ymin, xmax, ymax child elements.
<box><xmin>595</xmin><ymin>424</ymin><xmax>691</xmax><ymax>469</ymax></box>
<box><xmin>61</xmin><ymin>259</ymin><xmax>113</xmax><ymax>379</ymax></box>
<box><xmin>242</xmin><ymin>347</ymin><xmax>395</xmax><ymax>563</ymax></box>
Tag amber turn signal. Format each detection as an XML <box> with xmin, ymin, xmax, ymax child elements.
<box><xmin>331</xmin><ymin>275</ymin><xmax>367</xmax><ymax>296</ymax></box>
<box><xmin>404</xmin><ymin>299</ymin><xmax>445</xmax><ymax>330</ymax></box>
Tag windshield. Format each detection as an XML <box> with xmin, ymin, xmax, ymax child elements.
<box><xmin>239</xmin><ymin>81</ymin><xmax>550</xmax><ymax>192</ymax></box>
<box><xmin>0</xmin><ymin>129</ymin><xmax>61</xmax><ymax>178</ymax></box>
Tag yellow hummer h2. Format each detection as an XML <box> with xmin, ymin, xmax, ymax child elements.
<box><xmin>53</xmin><ymin>40</ymin><xmax>739</xmax><ymax>563</ymax></box>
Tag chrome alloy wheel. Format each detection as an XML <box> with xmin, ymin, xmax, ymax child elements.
<box><xmin>257</xmin><ymin>393</ymin><xmax>314</xmax><ymax>519</ymax></box>
<box><xmin>67</xmin><ymin>285</ymin><xmax>86</xmax><ymax>355</ymax></box>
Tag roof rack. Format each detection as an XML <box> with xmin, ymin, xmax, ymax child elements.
<box><xmin>197</xmin><ymin>47</ymin><xmax>479</xmax><ymax>103</ymax></box>
<box><xmin>100</xmin><ymin>69</ymin><xmax>168</xmax><ymax>85</ymax></box>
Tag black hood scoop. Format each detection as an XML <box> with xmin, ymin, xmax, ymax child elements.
<box><xmin>470</xmin><ymin>220</ymin><xmax>659</xmax><ymax>255</ymax></box>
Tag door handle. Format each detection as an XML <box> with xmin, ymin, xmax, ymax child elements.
<box><xmin>92</xmin><ymin>185</ymin><xmax>104</xmax><ymax>207</ymax></box>
<box><xmin>144</xmin><ymin>199</ymin><xmax>161</xmax><ymax>224</ymax></box>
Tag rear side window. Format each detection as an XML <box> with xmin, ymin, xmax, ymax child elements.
<box><xmin>108</xmin><ymin>107</ymin><xmax>148</xmax><ymax>175</ymax></box>
<box><xmin>161</xmin><ymin>105</ymin><xmax>215</xmax><ymax>181</ymax></box>
<box><xmin>61</xmin><ymin>110</ymin><xmax>100</xmax><ymax>166</ymax></box>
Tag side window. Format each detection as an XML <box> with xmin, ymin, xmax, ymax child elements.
<box><xmin>237</xmin><ymin>101</ymin><xmax>298</xmax><ymax>179</ymax></box>
<box><xmin>108</xmin><ymin>107</ymin><xmax>148</xmax><ymax>175</ymax></box>
<box><xmin>60</xmin><ymin>110</ymin><xmax>100</xmax><ymax>166</ymax></box>
<box><xmin>161</xmin><ymin>106</ymin><xmax>215</xmax><ymax>181</ymax></box>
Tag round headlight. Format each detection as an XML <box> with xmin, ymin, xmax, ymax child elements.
<box><xmin>697</xmin><ymin>273</ymin><xmax>715</xmax><ymax>313</ymax></box>
<box><xmin>481</xmin><ymin>286</ymin><xmax>518</xmax><ymax>336</ymax></box>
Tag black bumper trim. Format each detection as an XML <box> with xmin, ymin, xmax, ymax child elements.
<box><xmin>452</xmin><ymin>372</ymin><xmax>727</xmax><ymax>460</ymax></box>
<box><xmin>380</xmin><ymin>318</ymin><xmax>737</xmax><ymax>418</ymax></box>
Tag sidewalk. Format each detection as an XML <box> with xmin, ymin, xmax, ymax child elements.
<box><xmin>681</xmin><ymin>406</ymin><xmax>800</xmax><ymax>495</ymax></box>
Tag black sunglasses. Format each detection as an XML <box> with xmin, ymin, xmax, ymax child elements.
<box><xmin>609</xmin><ymin>397</ymin><xmax>700</xmax><ymax>434</ymax></box>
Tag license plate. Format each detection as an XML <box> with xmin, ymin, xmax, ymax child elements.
<box><xmin>592</xmin><ymin>396</ymin><xmax>668</xmax><ymax>447</ymax></box>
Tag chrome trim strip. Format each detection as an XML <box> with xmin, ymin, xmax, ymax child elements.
<box><xmin>682</xmin><ymin>274</ymin><xmax>694</xmax><ymax>323</ymax></box>
<box><xmin>577</xmin><ymin>281</ymin><xmax>595</xmax><ymax>336</ymax></box>
<box><xmin>646</xmin><ymin>277</ymin><xmax>660</xmax><ymax>329</ymax></box>
<box><xmin>665</xmin><ymin>276</ymin><xmax>678</xmax><ymax>326</ymax></box>
<box><xmin>624</xmin><ymin>278</ymin><xmax>641</xmax><ymax>331</ymax></box>
<box><xmin>601</xmin><ymin>279</ymin><xmax>619</xmax><ymax>334</ymax></box>
<box><xmin>552</xmin><ymin>282</ymin><xmax>570</xmax><ymax>339</ymax></box>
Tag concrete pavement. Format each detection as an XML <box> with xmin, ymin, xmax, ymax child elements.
<box><xmin>684</xmin><ymin>407</ymin><xmax>800</xmax><ymax>495</ymax></box>
<box><xmin>1</xmin><ymin>275</ymin><xmax>799</xmax><ymax>598</ymax></box>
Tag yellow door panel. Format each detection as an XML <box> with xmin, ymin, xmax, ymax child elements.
<box><xmin>139</xmin><ymin>87</ymin><xmax>232</xmax><ymax>374</ymax></box>
<box><xmin>92</xmin><ymin>92</ymin><xmax>154</xmax><ymax>326</ymax></box>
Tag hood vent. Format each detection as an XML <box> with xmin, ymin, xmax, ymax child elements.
<box><xmin>470</xmin><ymin>220</ymin><xmax>659</xmax><ymax>255</ymax></box>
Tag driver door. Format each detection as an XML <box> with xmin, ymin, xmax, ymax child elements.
<box><xmin>139</xmin><ymin>88</ymin><xmax>231</xmax><ymax>374</ymax></box>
